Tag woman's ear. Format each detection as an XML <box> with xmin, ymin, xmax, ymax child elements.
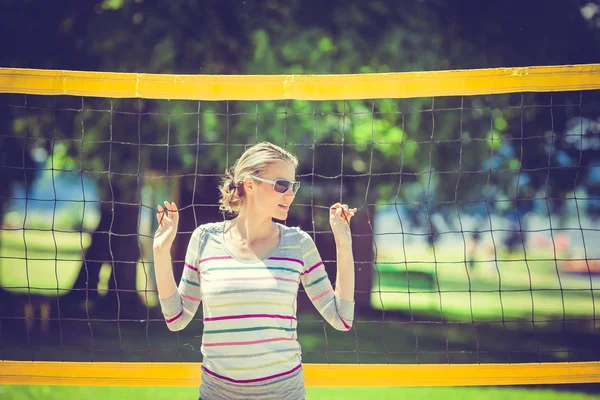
<box><xmin>242</xmin><ymin>176</ymin><xmax>254</xmax><ymax>193</ymax></box>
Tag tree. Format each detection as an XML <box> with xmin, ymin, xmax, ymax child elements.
<box><xmin>2</xmin><ymin>0</ymin><xmax>600</xmax><ymax>316</ymax></box>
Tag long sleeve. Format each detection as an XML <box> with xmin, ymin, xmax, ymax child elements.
<box><xmin>159</xmin><ymin>226</ymin><xmax>203</xmax><ymax>331</ymax></box>
<box><xmin>299</xmin><ymin>231</ymin><xmax>354</xmax><ymax>331</ymax></box>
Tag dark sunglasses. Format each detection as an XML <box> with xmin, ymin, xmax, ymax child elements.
<box><xmin>251</xmin><ymin>175</ymin><xmax>300</xmax><ymax>194</ymax></box>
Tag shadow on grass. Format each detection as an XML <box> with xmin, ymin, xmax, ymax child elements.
<box><xmin>1</xmin><ymin>307</ymin><xmax>599</xmax><ymax>394</ymax></box>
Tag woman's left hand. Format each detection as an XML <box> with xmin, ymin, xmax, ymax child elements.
<box><xmin>329</xmin><ymin>203</ymin><xmax>357</xmax><ymax>246</ymax></box>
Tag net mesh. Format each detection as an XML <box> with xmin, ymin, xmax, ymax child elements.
<box><xmin>1</xmin><ymin>88</ymin><xmax>599</xmax><ymax>366</ymax></box>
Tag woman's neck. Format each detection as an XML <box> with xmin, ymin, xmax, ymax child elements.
<box><xmin>230</xmin><ymin>211</ymin><xmax>276</xmax><ymax>244</ymax></box>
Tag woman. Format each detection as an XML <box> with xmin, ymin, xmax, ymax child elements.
<box><xmin>153</xmin><ymin>141</ymin><xmax>356</xmax><ymax>400</ymax></box>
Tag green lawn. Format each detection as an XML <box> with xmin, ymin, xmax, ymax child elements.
<box><xmin>371</xmin><ymin>245</ymin><xmax>600</xmax><ymax>321</ymax></box>
<box><xmin>0</xmin><ymin>229</ymin><xmax>89</xmax><ymax>296</ymax></box>
<box><xmin>0</xmin><ymin>229</ymin><xmax>158</xmax><ymax>305</ymax></box>
<box><xmin>1</xmin><ymin>385</ymin><xmax>598</xmax><ymax>400</ymax></box>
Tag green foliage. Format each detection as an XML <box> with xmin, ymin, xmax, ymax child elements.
<box><xmin>2</xmin><ymin>0</ymin><xmax>600</xmax><ymax>226</ymax></box>
<box><xmin>487</xmin><ymin>130</ymin><xmax>502</xmax><ymax>151</ymax></box>
<box><xmin>101</xmin><ymin>0</ymin><xmax>124</xmax><ymax>10</ymax></box>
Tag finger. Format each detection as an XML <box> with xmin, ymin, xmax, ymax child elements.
<box><xmin>345</xmin><ymin>207</ymin><xmax>356</xmax><ymax>216</ymax></box>
<box><xmin>344</xmin><ymin>204</ymin><xmax>350</xmax><ymax>220</ymax></box>
<box><xmin>340</xmin><ymin>206</ymin><xmax>352</xmax><ymax>221</ymax></box>
<box><xmin>157</xmin><ymin>212</ymin><xmax>168</xmax><ymax>225</ymax></box>
<box><xmin>331</xmin><ymin>203</ymin><xmax>344</xmax><ymax>212</ymax></box>
<box><xmin>157</xmin><ymin>205</ymin><xmax>165</xmax><ymax>223</ymax></box>
<box><xmin>339</xmin><ymin>207</ymin><xmax>350</xmax><ymax>222</ymax></box>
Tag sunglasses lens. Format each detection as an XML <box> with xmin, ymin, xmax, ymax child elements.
<box><xmin>274</xmin><ymin>180</ymin><xmax>290</xmax><ymax>193</ymax></box>
<box><xmin>273</xmin><ymin>180</ymin><xmax>300</xmax><ymax>194</ymax></box>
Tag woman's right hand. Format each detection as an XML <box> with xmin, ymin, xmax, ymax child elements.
<box><xmin>153</xmin><ymin>201</ymin><xmax>179</xmax><ymax>252</ymax></box>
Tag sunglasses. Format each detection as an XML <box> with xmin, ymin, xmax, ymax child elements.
<box><xmin>250</xmin><ymin>175</ymin><xmax>301</xmax><ymax>195</ymax></box>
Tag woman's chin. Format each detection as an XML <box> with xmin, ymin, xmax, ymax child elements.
<box><xmin>275</xmin><ymin>206</ymin><xmax>289</xmax><ymax>218</ymax></box>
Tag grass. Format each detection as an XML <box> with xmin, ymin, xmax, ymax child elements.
<box><xmin>0</xmin><ymin>228</ymin><xmax>158</xmax><ymax>304</ymax></box>
<box><xmin>1</xmin><ymin>385</ymin><xmax>599</xmax><ymax>400</ymax></box>
<box><xmin>372</xmin><ymin>245</ymin><xmax>600</xmax><ymax>321</ymax></box>
<box><xmin>0</xmin><ymin>229</ymin><xmax>89</xmax><ymax>296</ymax></box>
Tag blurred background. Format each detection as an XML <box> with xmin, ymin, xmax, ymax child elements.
<box><xmin>1</xmin><ymin>0</ymin><xmax>600</xmax><ymax>398</ymax></box>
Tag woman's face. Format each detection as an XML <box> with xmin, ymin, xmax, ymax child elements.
<box><xmin>248</xmin><ymin>160</ymin><xmax>297</xmax><ymax>221</ymax></box>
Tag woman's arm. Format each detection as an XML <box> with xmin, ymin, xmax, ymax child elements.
<box><xmin>153</xmin><ymin>201</ymin><xmax>203</xmax><ymax>332</ymax></box>
<box><xmin>154</xmin><ymin>250</ymin><xmax>178</xmax><ymax>300</ymax></box>
<box><xmin>300</xmin><ymin>207</ymin><xmax>354</xmax><ymax>331</ymax></box>
<box><xmin>331</xmin><ymin>203</ymin><xmax>356</xmax><ymax>302</ymax></box>
<box><xmin>334</xmin><ymin>241</ymin><xmax>355</xmax><ymax>302</ymax></box>
<box><xmin>153</xmin><ymin>201</ymin><xmax>180</xmax><ymax>300</ymax></box>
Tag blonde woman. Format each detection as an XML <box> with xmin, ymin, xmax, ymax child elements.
<box><xmin>153</xmin><ymin>142</ymin><xmax>356</xmax><ymax>400</ymax></box>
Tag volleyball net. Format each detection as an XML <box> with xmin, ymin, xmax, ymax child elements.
<box><xmin>0</xmin><ymin>65</ymin><xmax>599</xmax><ymax>386</ymax></box>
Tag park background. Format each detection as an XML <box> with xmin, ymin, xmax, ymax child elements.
<box><xmin>1</xmin><ymin>0</ymin><xmax>600</xmax><ymax>398</ymax></box>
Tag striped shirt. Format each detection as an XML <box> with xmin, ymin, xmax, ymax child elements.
<box><xmin>159</xmin><ymin>221</ymin><xmax>355</xmax><ymax>399</ymax></box>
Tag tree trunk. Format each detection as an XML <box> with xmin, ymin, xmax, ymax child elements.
<box><xmin>172</xmin><ymin>175</ymin><xmax>223</xmax><ymax>282</ymax></box>
<box><xmin>60</xmin><ymin>183</ymin><xmax>142</xmax><ymax>319</ymax></box>
<box><xmin>102</xmin><ymin>186</ymin><xmax>143</xmax><ymax>319</ymax></box>
<box><xmin>290</xmin><ymin>205</ymin><xmax>375</xmax><ymax>315</ymax></box>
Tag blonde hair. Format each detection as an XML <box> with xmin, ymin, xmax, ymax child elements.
<box><xmin>219</xmin><ymin>141</ymin><xmax>299</xmax><ymax>215</ymax></box>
